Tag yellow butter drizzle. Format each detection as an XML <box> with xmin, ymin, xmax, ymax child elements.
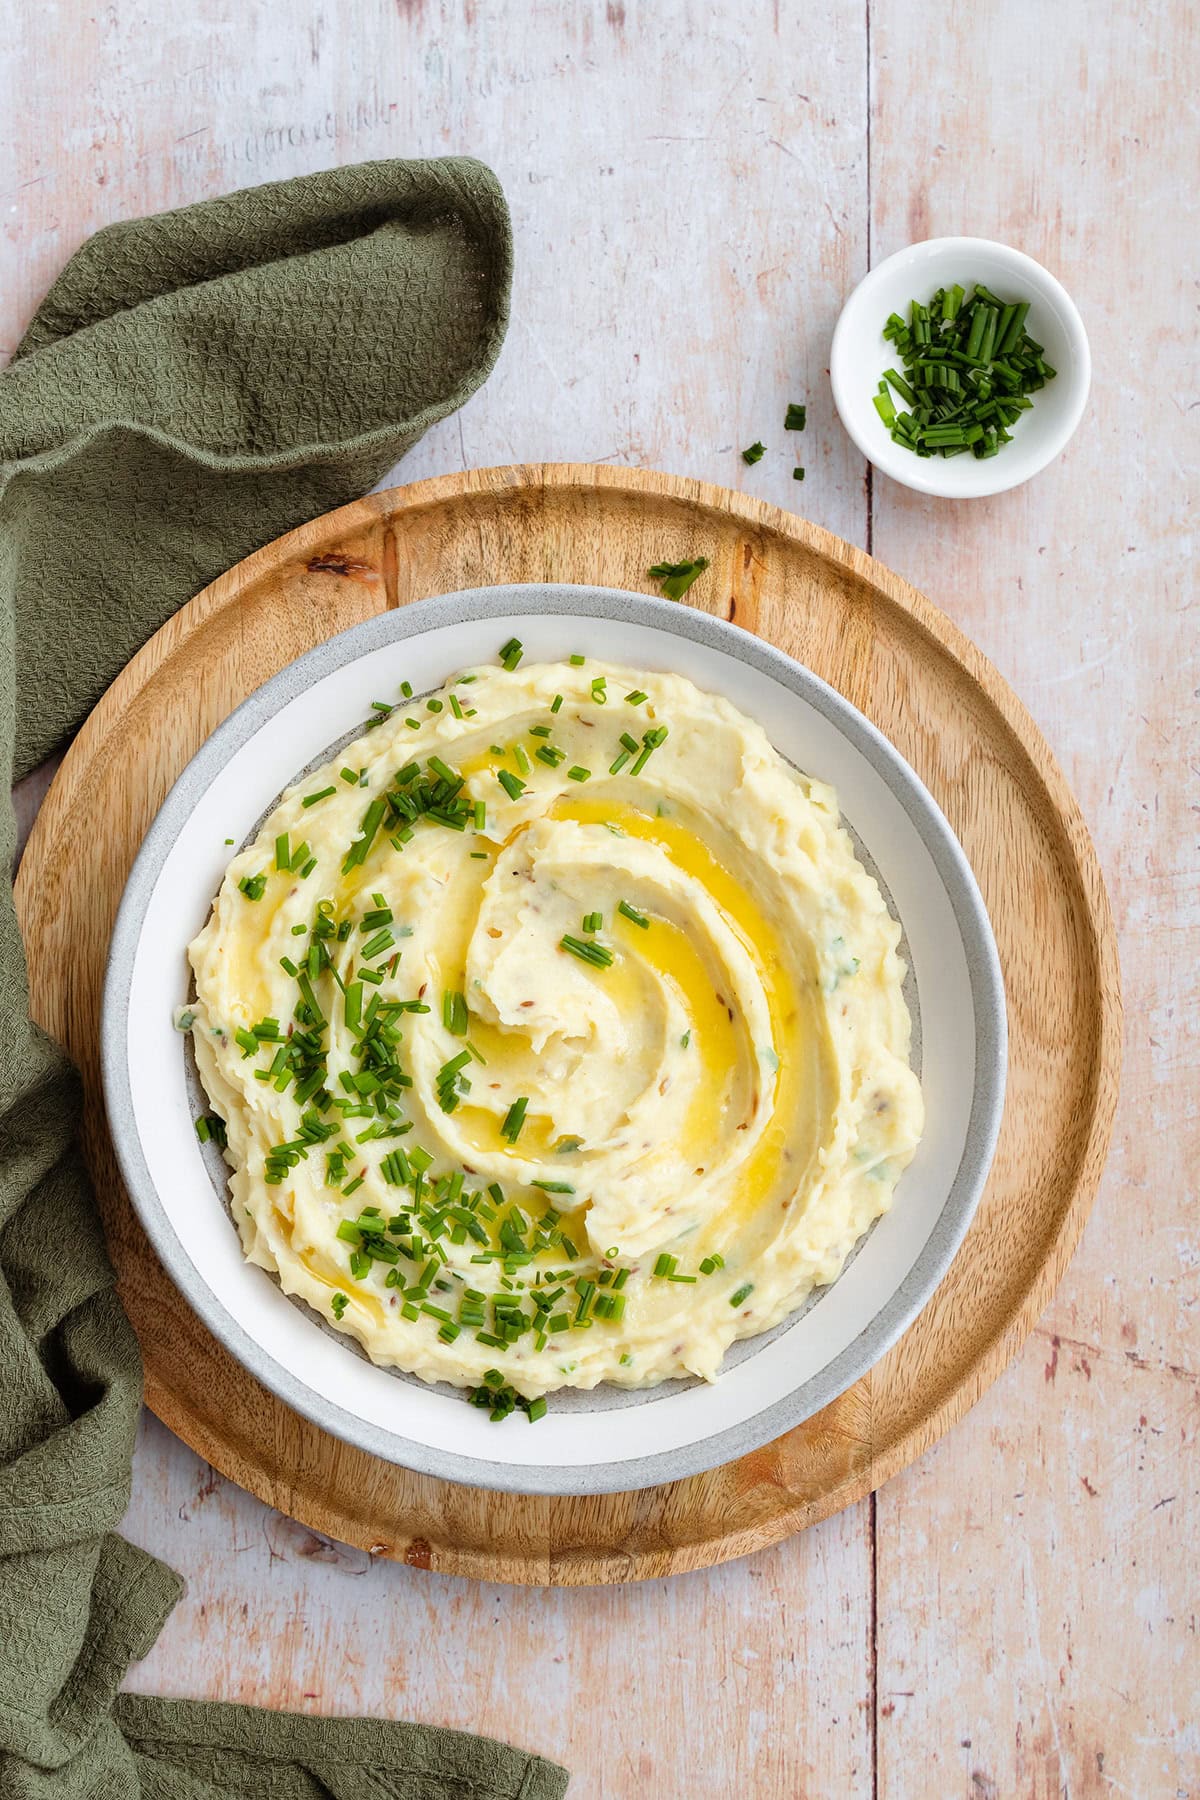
<box><xmin>553</xmin><ymin>796</ymin><xmax>828</xmax><ymax>1239</ymax></box>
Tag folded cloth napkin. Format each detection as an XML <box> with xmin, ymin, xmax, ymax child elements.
<box><xmin>0</xmin><ymin>160</ymin><xmax>567</xmax><ymax>1799</ymax></box>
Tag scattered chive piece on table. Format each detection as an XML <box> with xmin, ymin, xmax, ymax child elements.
<box><xmin>792</xmin><ymin>468</ymin><xmax>805</xmax><ymax>481</ymax></box>
<box><xmin>875</xmin><ymin>283</ymin><xmax>1055</xmax><ymax>460</ymax></box>
<box><xmin>785</xmin><ymin>403</ymin><xmax>807</xmax><ymax>430</ymax></box>
<box><xmin>742</xmin><ymin>441</ymin><xmax>766</xmax><ymax>464</ymax></box>
<box><xmin>647</xmin><ymin>557</ymin><xmax>709</xmax><ymax>601</ymax></box>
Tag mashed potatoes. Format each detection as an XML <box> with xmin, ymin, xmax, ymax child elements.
<box><xmin>187</xmin><ymin>652</ymin><xmax>923</xmax><ymax>1400</ymax></box>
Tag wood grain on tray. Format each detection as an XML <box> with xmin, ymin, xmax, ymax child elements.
<box><xmin>16</xmin><ymin>465</ymin><xmax>1119</xmax><ymax>1582</ymax></box>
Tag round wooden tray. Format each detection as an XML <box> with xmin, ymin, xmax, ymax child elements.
<box><xmin>16</xmin><ymin>465</ymin><xmax>1120</xmax><ymax>1585</ymax></box>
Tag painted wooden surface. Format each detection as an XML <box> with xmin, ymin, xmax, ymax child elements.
<box><xmin>3</xmin><ymin>1</ymin><xmax>1194</xmax><ymax>1796</ymax></box>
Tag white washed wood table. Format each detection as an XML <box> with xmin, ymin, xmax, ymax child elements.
<box><xmin>4</xmin><ymin>2</ymin><xmax>1195</xmax><ymax>1794</ymax></box>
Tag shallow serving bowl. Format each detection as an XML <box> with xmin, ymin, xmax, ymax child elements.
<box><xmin>831</xmin><ymin>235</ymin><xmax>1091</xmax><ymax>499</ymax></box>
<box><xmin>102</xmin><ymin>583</ymin><xmax>1006</xmax><ymax>1496</ymax></box>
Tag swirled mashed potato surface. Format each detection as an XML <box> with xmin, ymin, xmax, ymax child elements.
<box><xmin>187</xmin><ymin>657</ymin><xmax>923</xmax><ymax>1398</ymax></box>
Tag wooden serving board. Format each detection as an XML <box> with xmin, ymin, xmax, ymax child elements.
<box><xmin>16</xmin><ymin>465</ymin><xmax>1120</xmax><ymax>1586</ymax></box>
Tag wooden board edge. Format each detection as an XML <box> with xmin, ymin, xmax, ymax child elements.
<box><xmin>14</xmin><ymin>463</ymin><xmax>1123</xmax><ymax>1585</ymax></box>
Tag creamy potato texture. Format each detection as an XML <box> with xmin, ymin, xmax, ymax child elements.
<box><xmin>187</xmin><ymin>655</ymin><xmax>924</xmax><ymax>1400</ymax></box>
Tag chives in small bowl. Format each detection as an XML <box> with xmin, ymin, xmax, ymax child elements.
<box><xmin>830</xmin><ymin>236</ymin><xmax>1090</xmax><ymax>498</ymax></box>
<box><xmin>872</xmin><ymin>283</ymin><xmax>1055</xmax><ymax>461</ymax></box>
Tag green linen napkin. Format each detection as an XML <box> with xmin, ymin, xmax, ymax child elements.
<box><xmin>0</xmin><ymin>161</ymin><xmax>566</xmax><ymax>1799</ymax></box>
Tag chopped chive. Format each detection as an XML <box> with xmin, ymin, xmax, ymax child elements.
<box><xmin>618</xmin><ymin>899</ymin><xmax>649</xmax><ymax>929</ymax></box>
<box><xmin>238</xmin><ymin>873</ymin><xmax>267</xmax><ymax>901</ymax></box>
<box><xmin>569</xmin><ymin>653</ymin><xmax>586</xmax><ymax>666</ymax></box>
<box><xmin>567</xmin><ymin>765</ymin><xmax>591</xmax><ymax>782</ymax></box>
<box><xmin>878</xmin><ymin>284</ymin><xmax>1053</xmax><ymax>460</ymax></box>
<box><xmin>513</xmin><ymin>743</ymin><xmax>531</xmax><ymax>774</ymax></box>
<box><xmin>550</xmin><ymin>694</ymin><xmax>564</xmax><ymax>713</ymax></box>
<box><xmin>653</xmin><ymin>1253</ymin><xmax>677</xmax><ymax>1277</ymax></box>
<box><xmin>499</xmin><ymin>637</ymin><xmax>523</xmax><ymax>671</ymax></box>
<box><xmin>629</xmin><ymin>724</ymin><xmax>668</xmax><ymax>775</ymax></box>
<box><xmin>591</xmin><ymin>676</ymin><xmax>607</xmax><ymax>704</ymax></box>
<box><xmin>442</xmin><ymin>990</ymin><xmax>469</xmax><ymax>1036</ymax></box>
<box><xmin>730</xmin><ymin>1281</ymin><xmax>754</xmax><ymax>1308</ymax></box>
<box><xmin>742</xmin><ymin>441</ymin><xmax>766</xmax><ymax>464</ymax></box>
<box><xmin>275</xmin><ymin>836</ymin><xmax>290</xmax><ymax>871</ymax></box>
<box><xmin>560</xmin><ymin>934</ymin><xmax>614</xmax><ymax>968</ymax></box>
<box><xmin>785</xmin><ymin>403</ymin><xmax>807</xmax><ymax>430</ymax></box>
<box><xmin>648</xmin><ymin>557</ymin><xmax>709</xmax><ymax>601</ymax></box>
<box><xmin>331</xmin><ymin>1292</ymin><xmax>349</xmax><ymax>1321</ymax></box>
<box><xmin>501</xmin><ymin>1097</ymin><xmax>529</xmax><ymax>1143</ymax></box>
<box><xmin>303</xmin><ymin>786</ymin><xmax>336</xmax><ymax>808</ymax></box>
<box><xmin>582</xmin><ymin>910</ymin><xmax>603</xmax><ymax>933</ymax></box>
<box><xmin>624</xmin><ymin>690</ymin><xmax>648</xmax><ymax>706</ymax></box>
<box><xmin>792</xmin><ymin>467</ymin><xmax>805</xmax><ymax>481</ymax></box>
<box><xmin>497</xmin><ymin>769</ymin><xmax>526</xmax><ymax>801</ymax></box>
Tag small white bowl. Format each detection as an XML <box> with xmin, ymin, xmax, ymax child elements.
<box><xmin>830</xmin><ymin>236</ymin><xmax>1091</xmax><ymax>499</ymax></box>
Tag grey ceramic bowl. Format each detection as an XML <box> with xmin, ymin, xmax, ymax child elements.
<box><xmin>102</xmin><ymin>584</ymin><xmax>1006</xmax><ymax>1495</ymax></box>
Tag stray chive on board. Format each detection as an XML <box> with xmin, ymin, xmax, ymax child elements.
<box><xmin>647</xmin><ymin>557</ymin><xmax>709</xmax><ymax>601</ymax></box>
<box><xmin>873</xmin><ymin>283</ymin><xmax>1056</xmax><ymax>460</ymax></box>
